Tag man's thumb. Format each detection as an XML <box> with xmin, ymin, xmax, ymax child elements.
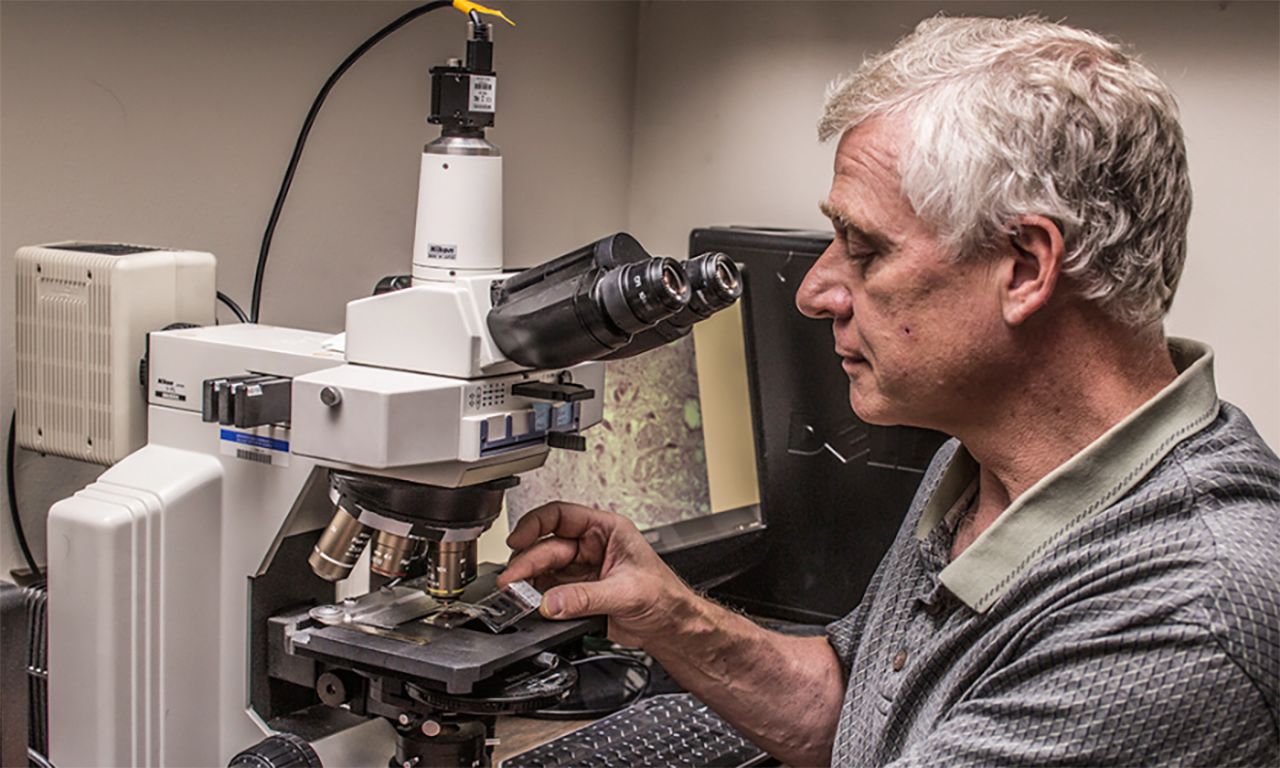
<box><xmin>541</xmin><ymin>583</ymin><xmax>613</xmax><ymax>619</ymax></box>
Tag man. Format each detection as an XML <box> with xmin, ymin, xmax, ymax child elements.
<box><xmin>499</xmin><ymin>16</ymin><xmax>1280</xmax><ymax>766</ymax></box>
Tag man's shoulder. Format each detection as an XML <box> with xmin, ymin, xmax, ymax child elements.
<box><xmin>1156</xmin><ymin>401</ymin><xmax>1280</xmax><ymax>580</ymax></box>
<box><xmin>1171</xmin><ymin>400</ymin><xmax>1280</xmax><ymax>501</ymax></box>
<box><xmin>1118</xmin><ymin>399</ymin><xmax>1279</xmax><ymax>533</ymax></box>
<box><xmin>1109</xmin><ymin>401</ymin><xmax>1280</xmax><ymax>710</ymax></box>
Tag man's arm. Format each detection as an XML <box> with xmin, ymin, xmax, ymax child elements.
<box><xmin>497</xmin><ymin>502</ymin><xmax>847</xmax><ymax>766</ymax></box>
<box><xmin>637</xmin><ymin>595</ymin><xmax>845</xmax><ymax>765</ymax></box>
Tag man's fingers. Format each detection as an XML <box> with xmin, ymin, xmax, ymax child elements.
<box><xmin>506</xmin><ymin>501</ymin><xmax>608</xmax><ymax>551</ymax></box>
<box><xmin>497</xmin><ymin>536</ymin><xmax>582</xmax><ymax>588</ymax></box>
<box><xmin>540</xmin><ymin>581</ymin><xmax>621</xmax><ymax>620</ymax></box>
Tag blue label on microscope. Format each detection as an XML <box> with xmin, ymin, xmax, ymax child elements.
<box><xmin>220</xmin><ymin>428</ymin><xmax>291</xmax><ymax>467</ymax></box>
<box><xmin>220</xmin><ymin>429</ymin><xmax>289</xmax><ymax>452</ymax></box>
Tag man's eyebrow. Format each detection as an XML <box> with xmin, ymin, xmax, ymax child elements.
<box><xmin>818</xmin><ymin>200</ymin><xmax>890</xmax><ymax>249</ymax></box>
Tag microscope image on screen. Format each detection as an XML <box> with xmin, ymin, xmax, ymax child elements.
<box><xmin>506</xmin><ymin>336</ymin><xmax>715</xmax><ymax>531</ymax></box>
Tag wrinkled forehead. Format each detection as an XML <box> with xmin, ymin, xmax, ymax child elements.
<box><xmin>825</xmin><ymin>113</ymin><xmax>947</xmax><ymax>247</ymax></box>
<box><xmin>831</xmin><ymin>114</ymin><xmax>911</xmax><ymax>178</ymax></box>
<box><xmin>827</xmin><ymin>116</ymin><xmax>919</xmax><ymax>219</ymax></box>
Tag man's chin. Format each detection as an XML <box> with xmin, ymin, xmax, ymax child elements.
<box><xmin>848</xmin><ymin>390</ymin><xmax>903</xmax><ymax>427</ymax></box>
<box><xmin>849</xmin><ymin>396</ymin><xmax>901</xmax><ymax>424</ymax></box>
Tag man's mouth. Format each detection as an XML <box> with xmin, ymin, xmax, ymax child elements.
<box><xmin>838</xmin><ymin>349</ymin><xmax>868</xmax><ymax>372</ymax></box>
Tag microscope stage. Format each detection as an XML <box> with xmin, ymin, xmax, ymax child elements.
<box><xmin>287</xmin><ymin>568</ymin><xmax>603</xmax><ymax>695</ymax></box>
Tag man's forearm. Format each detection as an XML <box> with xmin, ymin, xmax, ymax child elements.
<box><xmin>640</xmin><ymin>592</ymin><xmax>845</xmax><ymax>766</ymax></box>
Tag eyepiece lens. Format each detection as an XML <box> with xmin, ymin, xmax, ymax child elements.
<box><xmin>597</xmin><ymin>256</ymin><xmax>691</xmax><ymax>334</ymax></box>
<box><xmin>713</xmin><ymin>259</ymin><xmax>738</xmax><ymax>293</ymax></box>
<box><xmin>623</xmin><ymin>258</ymin><xmax>688</xmax><ymax>317</ymax></box>
<box><xmin>661</xmin><ymin>263</ymin><xmax>686</xmax><ymax>298</ymax></box>
<box><xmin>685</xmin><ymin>252</ymin><xmax>743</xmax><ymax>312</ymax></box>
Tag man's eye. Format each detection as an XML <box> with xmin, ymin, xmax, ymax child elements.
<box><xmin>839</xmin><ymin>229</ymin><xmax>870</xmax><ymax>254</ymax></box>
<box><xmin>831</xmin><ymin>225</ymin><xmax>880</xmax><ymax>266</ymax></box>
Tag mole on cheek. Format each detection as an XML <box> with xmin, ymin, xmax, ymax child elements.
<box><xmin>903</xmin><ymin>326</ymin><xmax>912</xmax><ymax>335</ymax></box>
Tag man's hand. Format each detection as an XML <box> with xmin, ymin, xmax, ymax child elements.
<box><xmin>499</xmin><ymin>500</ymin><xmax>845</xmax><ymax>765</ymax></box>
<box><xmin>496</xmin><ymin>501</ymin><xmax>696</xmax><ymax>648</ymax></box>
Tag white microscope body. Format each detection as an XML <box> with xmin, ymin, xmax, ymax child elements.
<box><xmin>34</xmin><ymin>16</ymin><xmax>739</xmax><ymax>768</ymax></box>
<box><xmin>42</xmin><ymin>25</ymin><xmax>591</xmax><ymax>768</ymax></box>
<box><xmin>42</xmin><ymin>153</ymin><xmax>601</xmax><ymax>768</ymax></box>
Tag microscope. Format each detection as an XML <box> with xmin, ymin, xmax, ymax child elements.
<box><xmin>33</xmin><ymin>10</ymin><xmax>741</xmax><ymax>768</ymax></box>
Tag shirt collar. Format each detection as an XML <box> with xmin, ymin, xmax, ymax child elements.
<box><xmin>914</xmin><ymin>337</ymin><xmax>1221</xmax><ymax>613</ymax></box>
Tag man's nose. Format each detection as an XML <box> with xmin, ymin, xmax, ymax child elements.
<box><xmin>796</xmin><ymin>244</ymin><xmax>852</xmax><ymax>320</ymax></box>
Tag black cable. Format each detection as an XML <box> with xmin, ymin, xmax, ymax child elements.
<box><xmin>216</xmin><ymin>291</ymin><xmax>249</xmax><ymax>323</ymax></box>
<box><xmin>6</xmin><ymin>411</ymin><xmax>42</xmax><ymax>578</ymax></box>
<box><xmin>525</xmin><ymin>653</ymin><xmax>652</xmax><ymax>719</ymax></box>
<box><xmin>249</xmin><ymin>0</ymin><xmax>454</xmax><ymax>323</ymax></box>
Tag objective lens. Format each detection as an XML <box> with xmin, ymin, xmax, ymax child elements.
<box><xmin>369</xmin><ymin>530</ymin><xmax>425</xmax><ymax>578</ymax></box>
<box><xmin>425</xmin><ymin>539</ymin><xmax>479</xmax><ymax>599</ymax></box>
<box><xmin>309</xmin><ymin>506</ymin><xmax>372</xmax><ymax>582</ymax></box>
<box><xmin>598</xmin><ymin>256</ymin><xmax>691</xmax><ymax>334</ymax></box>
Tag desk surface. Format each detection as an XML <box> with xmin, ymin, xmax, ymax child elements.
<box><xmin>494</xmin><ymin>715</ymin><xmax>595</xmax><ymax>763</ymax></box>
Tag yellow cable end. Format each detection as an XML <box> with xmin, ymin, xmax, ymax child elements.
<box><xmin>452</xmin><ymin>0</ymin><xmax>516</xmax><ymax>26</ymax></box>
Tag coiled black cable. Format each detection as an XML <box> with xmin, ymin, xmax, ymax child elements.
<box><xmin>249</xmin><ymin>0</ymin><xmax>454</xmax><ymax>323</ymax></box>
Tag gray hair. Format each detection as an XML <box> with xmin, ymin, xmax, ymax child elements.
<box><xmin>820</xmin><ymin>16</ymin><xmax>1191</xmax><ymax>328</ymax></box>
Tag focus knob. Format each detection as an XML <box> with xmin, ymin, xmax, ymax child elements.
<box><xmin>228</xmin><ymin>732</ymin><xmax>322</xmax><ymax>768</ymax></box>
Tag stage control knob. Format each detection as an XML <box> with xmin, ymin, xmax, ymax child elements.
<box><xmin>228</xmin><ymin>732</ymin><xmax>322</xmax><ymax>768</ymax></box>
<box><xmin>547</xmin><ymin>432</ymin><xmax>586</xmax><ymax>452</ymax></box>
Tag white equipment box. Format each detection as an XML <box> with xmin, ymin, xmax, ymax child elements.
<box><xmin>14</xmin><ymin>242</ymin><xmax>216</xmax><ymax>464</ymax></box>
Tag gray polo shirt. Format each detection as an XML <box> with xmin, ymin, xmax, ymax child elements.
<box><xmin>826</xmin><ymin>338</ymin><xmax>1280</xmax><ymax>766</ymax></box>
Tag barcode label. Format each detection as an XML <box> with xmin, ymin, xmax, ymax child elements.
<box><xmin>469</xmin><ymin>75</ymin><xmax>496</xmax><ymax>112</ymax></box>
<box><xmin>236</xmin><ymin>449</ymin><xmax>272</xmax><ymax>465</ymax></box>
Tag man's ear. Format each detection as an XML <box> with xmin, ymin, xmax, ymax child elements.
<box><xmin>1000</xmin><ymin>215</ymin><xmax>1065</xmax><ymax>326</ymax></box>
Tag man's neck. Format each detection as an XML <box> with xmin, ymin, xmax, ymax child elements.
<box><xmin>948</xmin><ymin>316</ymin><xmax>1178</xmax><ymax>559</ymax></box>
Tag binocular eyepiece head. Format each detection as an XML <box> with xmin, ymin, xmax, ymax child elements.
<box><xmin>486</xmin><ymin>233</ymin><xmax>742</xmax><ymax>370</ymax></box>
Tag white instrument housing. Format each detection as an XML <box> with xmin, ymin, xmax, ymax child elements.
<box><xmin>412</xmin><ymin>146</ymin><xmax>503</xmax><ymax>282</ymax></box>
<box><xmin>344</xmin><ymin>276</ymin><xmax>521</xmax><ymax>379</ymax></box>
<box><xmin>15</xmin><ymin>242</ymin><xmax>215</xmax><ymax>464</ymax></box>
<box><xmin>292</xmin><ymin>360</ymin><xmax>603</xmax><ymax>483</ymax></box>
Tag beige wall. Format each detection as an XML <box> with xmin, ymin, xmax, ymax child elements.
<box><xmin>0</xmin><ymin>0</ymin><xmax>639</xmax><ymax>575</ymax></box>
<box><xmin>3</xmin><ymin>0</ymin><xmax>1277</xmax><ymax>576</ymax></box>
<box><xmin>628</xmin><ymin>0</ymin><xmax>1280</xmax><ymax>452</ymax></box>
